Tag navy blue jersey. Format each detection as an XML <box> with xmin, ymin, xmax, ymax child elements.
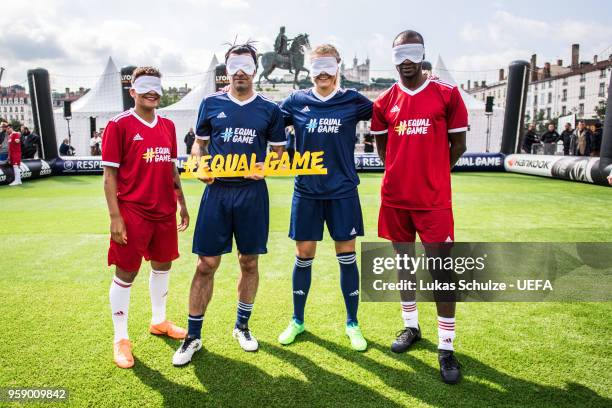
<box><xmin>280</xmin><ymin>88</ymin><xmax>372</xmax><ymax>199</ymax></box>
<box><xmin>196</xmin><ymin>91</ymin><xmax>286</xmax><ymax>184</ymax></box>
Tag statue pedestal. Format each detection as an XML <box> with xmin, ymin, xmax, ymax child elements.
<box><xmin>257</xmin><ymin>82</ymin><xmax>303</xmax><ymax>102</ymax></box>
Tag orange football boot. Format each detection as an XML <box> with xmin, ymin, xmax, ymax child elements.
<box><xmin>149</xmin><ymin>320</ymin><xmax>187</xmax><ymax>339</ymax></box>
<box><xmin>113</xmin><ymin>339</ymin><xmax>134</xmax><ymax>369</ymax></box>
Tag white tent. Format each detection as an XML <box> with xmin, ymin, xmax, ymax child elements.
<box><xmin>158</xmin><ymin>55</ymin><xmax>218</xmax><ymax>154</ymax></box>
<box><xmin>54</xmin><ymin>57</ymin><xmax>124</xmax><ymax>156</ymax></box>
<box><xmin>433</xmin><ymin>56</ymin><xmax>505</xmax><ymax>153</ymax></box>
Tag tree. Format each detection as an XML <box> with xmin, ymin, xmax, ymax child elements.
<box><xmin>9</xmin><ymin>118</ymin><xmax>22</xmax><ymax>130</ymax></box>
<box><xmin>535</xmin><ymin>110</ymin><xmax>547</xmax><ymax>133</ymax></box>
<box><xmin>593</xmin><ymin>100</ymin><xmax>606</xmax><ymax>120</ymax></box>
<box><xmin>159</xmin><ymin>92</ymin><xmax>181</xmax><ymax>108</ymax></box>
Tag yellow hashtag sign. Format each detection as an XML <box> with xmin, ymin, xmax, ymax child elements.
<box><xmin>394</xmin><ymin>120</ymin><xmax>407</xmax><ymax>136</ymax></box>
<box><xmin>182</xmin><ymin>151</ymin><xmax>328</xmax><ymax>178</ymax></box>
<box><xmin>142</xmin><ymin>148</ymin><xmax>156</xmax><ymax>162</ymax></box>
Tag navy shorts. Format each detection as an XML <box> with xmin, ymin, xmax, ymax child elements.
<box><xmin>193</xmin><ymin>180</ymin><xmax>269</xmax><ymax>256</ymax></box>
<box><xmin>289</xmin><ymin>194</ymin><xmax>364</xmax><ymax>242</ymax></box>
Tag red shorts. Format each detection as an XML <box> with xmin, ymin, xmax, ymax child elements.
<box><xmin>108</xmin><ymin>204</ymin><xmax>179</xmax><ymax>272</ymax></box>
<box><xmin>9</xmin><ymin>153</ymin><xmax>21</xmax><ymax>166</ymax></box>
<box><xmin>378</xmin><ymin>204</ymin><xmax>454</xmax><ymax>243</ymax></box>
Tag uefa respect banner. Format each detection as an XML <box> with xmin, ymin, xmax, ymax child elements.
<box><xmin>360</xmin><ymin>242</ymin><xmax>612</xmax><ymax>302</ymax></box>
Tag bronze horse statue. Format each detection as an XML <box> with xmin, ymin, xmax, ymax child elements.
<box><xmin>257</xmin><ymin>34</ymin><xmax>310</xmax><ymax>89</ymax></box>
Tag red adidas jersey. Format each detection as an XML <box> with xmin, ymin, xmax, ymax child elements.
<box><xmin>371</xmin><ymin>79</ymin><xmax>468</xmax><ymax>210</ymax></box>
<box><xmin>8</xmin><ymin>132</ymin><xmax>22</xmax><ymax>165</ymax></box>
<box><xmin>102</xmin><ymin>109</ymin><xmax>178</xmax><ymax>220</ymax></box>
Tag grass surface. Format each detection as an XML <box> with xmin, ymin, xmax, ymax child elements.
<box><xmin>0</xmin><ymin>172</ymin><xmax>611</xmax><ymax>407</ymax></box>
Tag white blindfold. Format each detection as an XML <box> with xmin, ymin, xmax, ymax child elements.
<box><xmin>311</xmin><ymin>57</ymin><xmax>339</xmax><ymax>77</ymax></box>
<box><xmin>226</xmin><ymin>55</ymin><xmax>257</xmax><ymax>76</ymax></box>
<box><xmin>132</xmin><ymin>75</ymin><xmax>163</xmax><ymax>95</ymax></box>
<box><xmin>392</xmin><ymin>44</ymin><xmax>425</xmax><ymax>65</ymax></box>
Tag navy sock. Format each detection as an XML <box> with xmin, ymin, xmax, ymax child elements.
<box><xmin>187</xmin><ymin>314</ymin><xmax>204</xmax><ymax>339</ymax></box>
<box><xmin>338</xmin><ymin>252</ymin><xmax>359</xmax><ymax>325</ymax></box>
<box><xmin>292</xmin><ymin>256</ymin><xmax>313</xmax><ymax>324</ymax></box>
<box><xmin>235</xmin><ymin>301</ymin><xmax>253</xmax><ymax>328</ymax></box>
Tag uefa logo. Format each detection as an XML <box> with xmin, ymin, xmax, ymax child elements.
<box><xmin>63</xmin><ymin>160</ymin><xmax>75</xmax><ymax>170</ymax></box>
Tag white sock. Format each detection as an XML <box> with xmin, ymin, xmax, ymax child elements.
<box><xmin>438</xmin><ymin>316</ymin><xmax>456</xmax><ymax>351</ymax></box>
<box><xmin>401</xmin><ymin>301</ymin><xmax>418</xmax><ymax>329</ymax></box>
<box><xmin>110</xmin><ymin>277</ymin><xmax>132</xmax><ymax>343</ymax></box>
<box><xmin>149</xmin><ymin>270</ymin><xmax>169</xmax><ymax>325</ymax></box>
<box><xmin>13</xmin><ymin>165</ymin><xmax>21</xmax><ymax>183</ymax></box>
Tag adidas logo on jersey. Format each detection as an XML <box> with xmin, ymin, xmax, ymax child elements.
<box><xmin>349</xmin><ymin>290</ymin><xmax>360</xmax><ymax>297</ymax></box>
<box><xmin>133</xmin><ymin>133</ymin><xmax>143</xmax><ymax>141</ymax></box>
<box><xmin>350</xmin><ymin>227</ymin><xmax>357</xmax><ymax>235</ymax></box>
<box><xmin>293</xmin><ymin>290</ymin><xmax>306</xmax><ymax>296</ymax></box>
<box><xmin>301</xmin><ymin>106</ymin><xmax>310</xmax><ymax>112</ymax></box>
<box><xmin>217</xmin><ymin>112</ymin><xmax>227</xmax><ymax>119</ymax></box>
<box><xmin>445</xmin><ymin>236</ymin><xmax>453</xmax><ymax>243</ymax></box>
<box><xmin>390</xmin><ymin>105</ymin><xmax>400</xmax><ymax>113</ymax></box>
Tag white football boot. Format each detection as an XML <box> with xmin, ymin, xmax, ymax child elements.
<box><xmin>232</xmin><ymin>324</ymin><xmax>259</xmax><ymax>352</ymax></box>
<box><xmin>172</xmin><ymin>336</ymin><xmax>202</xmax><ymax>367</ymax></box>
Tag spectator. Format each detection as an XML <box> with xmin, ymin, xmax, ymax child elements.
<box><xmin>6</xmin><ymin>124</ymin><xmax>22</xmax><ymax>186</ymax></box>
<box><xmin>560</xmin><ymin>122</ymin><xmax>573</xmax><ymax>156</ymax></box>
<box><xmin>21</xmin><ymin>127</ymin><xmax>40</xmax><ymax>159</ymax></box>
<box><xmin>540</xmin><ymin>123</ymin><xmax>560</xmax><ymax>155</ymax></box>
<box><xmin>591</xmin><ymin>122</ymin><xmax>603</xmax><ymax>157</ymax></box>
<box><xmin>0</xmin><ymin>122</ymin><xmax>5</xmax><ymax>144</ymax></box>
<box><xmin>363</xmin><ymin>133</ymin><xmax>375</xmax><ymax>153</ymax></box>
<box><xmin>59</xmin><ymin>138</ymin><xmax>76</xmax><ymax>156</ymax></box>
<box><xmin>184</xmin><ymin>127</ymin><xmax>196</xmax><ymax>155</ymax></box>
<box><xmin>573</xmin><ymin>121</ymin><xmax>592</xmax><ymax>156</ymax></box>
<box><xmin>0</xmin><ymin>122</ymin><xmax>8</xmax><ymax>162</ymax></box>
<box><xmin>90</xmin><ymin>131</ymin><xmax>102</xmax><ymax>156</ymax></box>
<box><xmin>522</xmin><ymin>123</ymin><xmax>539</xmax><ymax>154</ymax></box>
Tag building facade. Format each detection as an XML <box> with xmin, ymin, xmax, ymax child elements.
<box><xmin>465</xmin><ymin>44</ymin><xmax>611</xmax><ymax>126</ymax></box>
<box><xmin>340</xmin><ymin>56</ymin><xmax>371</xmax><ymax>85</ymax></box>
<box><xmin>0</xmin><ymin>85</ymin><xmax>33</xmax><ymax>127</ymax></box>
<box><xmin>52</xmin><ymin>87</ymin><xmax>89</xmax><ymax>108</ymax></box>
<box><xmin>526</xmin><ymin>59</ymin><xmax>610</xmax><ymax>123</ymax></box>
<box><xmin>465</xmin><ymin>71</ymin><xmax>508</xmax><ymax>110</ymax></box>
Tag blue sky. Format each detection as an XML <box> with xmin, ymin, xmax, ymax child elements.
<box><xmin>2</xmin><ymin>0</ymin><xmax>611</xmax><ymax>89</ymax></box>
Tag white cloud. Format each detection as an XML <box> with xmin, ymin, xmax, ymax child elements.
<box><xmin>220</xmin><ymin>0</ymin><xmax>250</xmax><ymax>9</ymax></box>
<box><xmin>451</xmin><ymin>9</ymin><xmax>612</xmax><ymax>83</ymax></box>
<box><xmin>460</xmin><ymin>10</ymin><xmax>612</xmax><ymax>54</ymax></box>
<box><xmin>1</xmin><ymin>1</ymin><xmax>610</xmax><ymax>91</ymax></box>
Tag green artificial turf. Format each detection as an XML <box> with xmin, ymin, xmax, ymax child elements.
<box><xmin>0</xmin><ymin>172</ymin><xmax>610</xmax><ymax>407</ymax></box>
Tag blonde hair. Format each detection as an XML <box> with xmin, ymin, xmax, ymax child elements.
<box><xmin>310</xmin><ymin>44</ymin><xmax>341</xmax><ymax>62</ymax></box>
<box><xmin>310</xmin><ymin>44</ymin><xmax>342</xmax><ymax>88</ymax></box>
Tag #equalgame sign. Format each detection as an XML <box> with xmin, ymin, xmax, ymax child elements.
<box><xmin>182</xmin><ymin>151</ymin><xmax>327</xmax><ymax>178</ymax></box>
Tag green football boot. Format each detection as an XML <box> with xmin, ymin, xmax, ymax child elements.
<box><xmin>345</xmin><ymin>322</ymin><xmax>367</xmax><ymax>351</ymax></box>
<box><xmin>278</xmin><ymin>319</ymin><xmax>305</xmax><ymax>345</ymax></box>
